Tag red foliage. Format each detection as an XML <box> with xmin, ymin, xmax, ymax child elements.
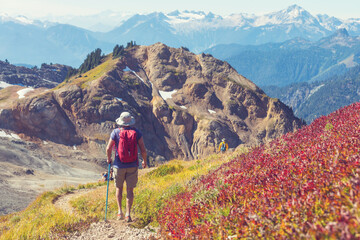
<box><xmin>157</xmin><ymin>102</ymin><xmax>360</xmax><ymax>239</ymax></box>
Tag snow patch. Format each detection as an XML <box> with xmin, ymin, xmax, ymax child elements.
<box><xmin>166</xmin><ymin>11</ymin><xmax>206</xmax><ymax>25</ymax></box>
<box><xmin>115</xmin><ymin>97</ymin><xmax>123</xmax><ymax>101</ymax></box>
<box><xmin>208</xmin><ymin>109</ymin><xmax>216</xmax><ymax>114</ymax></box>
<box><xmin>124</xmin><ymin>66</ymin><xmax>145</xmax><ymax>83</ymax></box>
<box><xmin>73</xmin><ymin>145</ymin><xmax>77</xmax><ymax>150</ymax></box>
<box><xmin>0</xmin><ymin>81</ymin><xmax>13</xmax><ymax>89</ymax></box>
<box><xmin>15</xmin><ymin>15</ymin><xmax>34</xmax><ymax>25</ymax></box>
<box><xmin>0</xmin><ymin>14</ymin><xmax>34</xmax><ymax>25</ymax></box>
<box><xmin>17</xmin><ymin>87</ymin><xmax>34</xmax><ymax>99</ymax></box>
<box><xmin>180</xmin><ymin>106</ymin><xmax>187</xmax><ymax>109</ymax></box>
<box><xmin>124</xmin><ymin>20</ymin><xmax>145</xmax><ymax>34</ymax></box>
<box><xmin>0</xmin><ymin>130</ymin><xmax>21</xmax><ymax>140</ymax></box>
<box><xmin>131</xmin><ymin>71</ymin><xmax>145</xmax><ymax>83</ymax></box>
<box><xmin>159</xmin><ymin>89</ymin><xmax>177</xmax><ymax>100</ymax></box>
<box><xmin>41</xmin><ymin>78</ymin><xmax>57</xmax><ymax>84</ymax></box>
<box><xmin>339</xmin><ymin>54</ymin><xmax>358</xmax><ymax>68</ymax></box>
<box><xmin>307</xmin><ymin>84</ymin><xmax>325</xmax><ymax>99</ymax></box>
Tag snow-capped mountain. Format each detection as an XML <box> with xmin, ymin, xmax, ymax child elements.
<box><xmin>39</xmin><ymin>10</ymin><xmax>133</xmax><ymax>32</ymax></box>
<box><xmin>1</xmin><ymin>5</ymin><xmax>360</xmax><ymax>67</ymax></box>
<box><xmin>0</xmin><ymin>16</ymin><xmax>113</xmax><ymax>67</ymax></box>
<box><xmin>253</xmin><ymin>4</ymin><xmax>320</xmax><ymax>26</ymax></box>
<box><xmin>0</xmin><ymin>13</ymin><xmax>52</xmax><ymax>27</ymax></box>
<box><xmin>100</xmin><ymin>5</ymin><xmax>360</xmax><ymax>52</ymax></box>
<box><xmin>0</xmin><ymin>13</ymin><xmax>34</xmax><ymax>25</ymax></box>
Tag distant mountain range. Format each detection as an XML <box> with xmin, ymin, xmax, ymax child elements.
<box><xmin>1</xmin><ymin>5</ymin><xmax>360</xmax><ymax>67</ymax></box>
<box><xmin>206</xmin><ymin>28</ymin><xmax>360</xmax><ymax>87</ymax></box>
<box><xmin>0</xmin><ymin>15</ymin><xmax>114</xmax><ymax>67</ymax></box>
<box><xmin>262</xmin><ymin>65</ymin><xmax>360</xmax><ymax>123</ymax></box>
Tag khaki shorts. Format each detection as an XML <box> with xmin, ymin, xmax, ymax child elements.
<box><xmin>113</xmin><ymin>167</ymin><xmax>138</xmax><ymax>189</ymax></box>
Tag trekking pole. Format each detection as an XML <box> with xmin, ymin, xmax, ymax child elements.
<box><xmin>105</xmin><ymin>163</ymin><xmax>111</xmax><ymax>222</ymax></box>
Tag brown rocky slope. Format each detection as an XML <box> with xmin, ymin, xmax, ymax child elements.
<box><xmin>0</xmin><ymin>43</ymin><xmax>305</xmax><ymax>164</ymax></box>
<box><xmin>0</xmin><ymin>61</ymin><xmax>71</xmax><ymax>88</ymax></box>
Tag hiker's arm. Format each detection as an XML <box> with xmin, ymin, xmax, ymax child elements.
<box><xmin>106</xmin><ymin>138</ymin><xmax>115</xmax><ymax>164</ymax></box>
<box><xmin>138</xmin><ymin>137</ymin><xmax>147</xmax><ymax>168</ymax></box>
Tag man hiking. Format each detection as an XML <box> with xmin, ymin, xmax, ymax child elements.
<box><xmin>106</xmin><ymin>112</ymin><xmax>147</xmax><ymax>222</ymax></box>
<box><xmin>100</xmin><ymin>167</ymin><xmax>113</xmax><ymax>182</ymax></box>
<box><xmin>218</xmin><ymin>138</ymin><xmax>228</xmax><ymax>153</ymax></box>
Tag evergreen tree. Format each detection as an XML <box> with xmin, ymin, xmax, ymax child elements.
<box><xmin>65</xmin><ymin>67</ymin><xmax>78</xmax><ymax>80</ymax></box>
<box><xmin>79</xmin><ymin>48</ymin><xmax>103</xmax><ymax>74</ymax></box>
<box><xmin>126</xmin><ymin>40</ymin><xmax>137</xmax><ymax>49</ymax></box>
<box><xmin>113</xmin><ymin>44</ymin><xmax>125</xmax><ymax>58</ymax></box>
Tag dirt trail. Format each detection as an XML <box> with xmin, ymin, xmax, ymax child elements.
<box><xmin>69</xmin><ymin>220</ymin><xmax>157</xmax><ymax>240</ymax></box>
<box><xmin>53</xmin><ymin>188</ymin><xmax>93</xmax><ymax>215</ymax></box>
<box><xmin>53</xmin><ymin>167</ymin><xmax>159</xmax><ymax>239</ymax></box>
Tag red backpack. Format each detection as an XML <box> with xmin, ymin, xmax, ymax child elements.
<box><xmin>117</xmin><ymin>127</ymin><xmax>138</xmax><ymax>163</ymax></box>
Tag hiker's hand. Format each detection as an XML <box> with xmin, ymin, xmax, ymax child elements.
<box><xmin>107</xmin><ymin>158</ymin><xmax>112</xmax><ymax>164</ymax></box>
<box><xmin>142</xmin><ymin>160</ymin><xmax>147</xmax><ymax>168</ymax></box>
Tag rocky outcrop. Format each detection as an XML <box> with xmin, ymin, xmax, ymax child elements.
<box><xmin>0</xmin><ymin>91</ymin><xmax>81</xmax><ymax>145</ymax></box>
<box><xmin>0</xmin><ymin>43</ymin><xmax>305</xmax><ymax>164</ymax></box>
<box><xmin>0</xmin><ymin>61</ymin><xmax>70</xmax><ymax>88</ymax></box>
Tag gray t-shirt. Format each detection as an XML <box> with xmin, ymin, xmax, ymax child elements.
<box><xmin>110</xmin><ymin>127</ymin><xmax>143</xmax><ymax>169</ymax></box>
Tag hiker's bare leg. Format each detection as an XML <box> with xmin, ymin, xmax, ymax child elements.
<box><xmin>126</xmin><ymin>187</ymin><xmax>134</xmax><ymax>216</ymax></box>
<box><xmin>116</xmin><ymin>186</ymin><xmax>123</xmax><ymax>213</ymax></box>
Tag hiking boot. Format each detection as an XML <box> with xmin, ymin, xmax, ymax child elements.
<box><xmin>117</xmin><ymin>213</ymin><xmax>124</xmax><ymax>220</ymax></box>
<box><xmin>125</xmin><ymin>216</ymin><xmax>132</xmax><ymax>222</ymax></box>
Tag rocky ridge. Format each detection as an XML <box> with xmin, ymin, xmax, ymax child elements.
<box><xmin>0</xmin><ymin>61</ymin><xmax>70</xmax><ymax>88</ymax></box>
<box><xmin>0</xmin><ymin>43</ymin><xmax>305</xmax><ymax>164</ymax></box>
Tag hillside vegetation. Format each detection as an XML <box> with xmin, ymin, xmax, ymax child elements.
<box><xmin>0</xmin><ymin>147</ymin><xmax>246</xmax><ymax>239</ymax></box>
<box><xmin>158</xmin><ymin>102</ymin><xmax>360</xmax><ymax>239</ymax></box>
<box><xmin>1</xmin><ymin>102</ymin><xmax>359</xmax><ymax>239</ymax></box>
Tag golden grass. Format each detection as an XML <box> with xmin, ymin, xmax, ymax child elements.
<box><xmin>0</xmin><ymin>88</ymin><xmax>13</xmax><ymax>103</ymax></box>
<box><xmin>0</xmin><ymin>183</ymin><xmax>105</xmax><ymax>239</ymax></box>
<box><xmin>55</xmin><ymin>54</ymin><xmax>118</xmax><ymax>90</ymax></box>
<box><xmin>69</xmin><ymin>147</ymin><xmax>249</xmax><ymax>227</ymax></box>
<box><xmin>0</xmin><ymin>148</ymin><xmax>248</xmax><ymax>239</ymax></box>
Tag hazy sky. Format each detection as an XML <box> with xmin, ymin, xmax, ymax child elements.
<box><xmin>0</xmin><ymin>0</ymin><xmax>359</xmax><ymax>19</ymax></box>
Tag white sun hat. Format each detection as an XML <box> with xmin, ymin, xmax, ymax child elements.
<box><xmin>116</xmin><ymin>112</ymin><xmax>135</xmax><ymax>126</ymax></box>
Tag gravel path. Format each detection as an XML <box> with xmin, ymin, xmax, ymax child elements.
<box><xmin>53</xmin><ymin>168</ymin><xmax>160</xmax><ymax>239</ymax></box>
<box><xmin>70</xmin><ymin>220</ymin><xmax>158</xmax><ymax>240</ymax></box>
